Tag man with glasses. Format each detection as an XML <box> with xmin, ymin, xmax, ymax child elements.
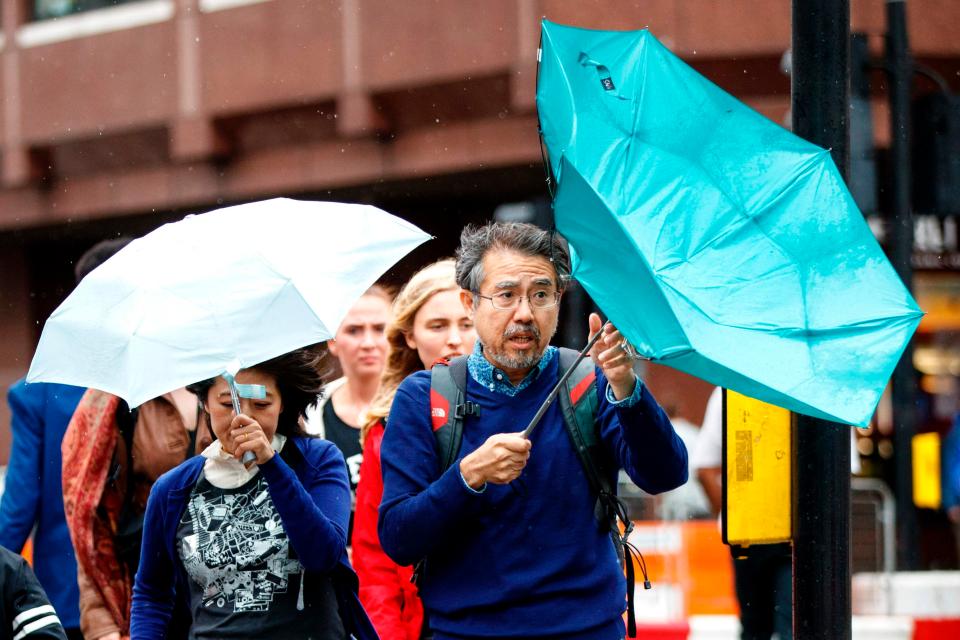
<box><xmin>378</xmin><ymin>221</ymin><xmax>688</xmax><ymax>640</ymax></box>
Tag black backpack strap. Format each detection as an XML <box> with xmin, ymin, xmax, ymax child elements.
<box><xmin>556</xmin><ymin>347</ymin><xmax>647</xmax><ymax>637</ymax></box>
<box><xmin>415</xmin><ymin>356</ymin><xmax>476</xmax><ymax>586</ymax></box>
<box><xmin>429</xmin><ymin>355</ymin><xmax>478</xmax><ymax>474</ymax></box>
<box><xmin>556</xmin><ymin>347</ymin><xmax>612</xmax><ymax>499</ymax></box>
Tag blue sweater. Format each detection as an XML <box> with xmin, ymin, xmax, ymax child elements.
<box><xmin>130</xmin><ymin>436</ymin><xmax>377</xmax><ymax>640</ymax></box>
<box><xmin>379</xmin><ymin>351</ymin><xmax>688</xmax><ymax>639</ymax></box>
<box><xmin>0</xmin><ymin>379</ymin><xmax>85</xmax><ymax>629</ymax></box>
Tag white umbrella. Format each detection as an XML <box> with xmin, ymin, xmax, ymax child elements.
<box><xmin>27</xmin><ymin>198</ymin><xmax>430</xmax><ymax>408</ymax></box>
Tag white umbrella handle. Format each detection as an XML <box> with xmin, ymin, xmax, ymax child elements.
<box><xmin>223</xmin><ymin>373</ymin><xmax>257</xmax><ymax>465</ymax></box>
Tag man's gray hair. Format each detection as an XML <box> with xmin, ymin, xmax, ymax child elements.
<box><xmin>454</xmin><ymin>222</ymin><xmax>571</xmax><ymax>293</ymax></box>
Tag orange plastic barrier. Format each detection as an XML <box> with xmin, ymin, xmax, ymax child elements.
<box><xmin>629</xmin><ymin>520</ymin><xmax>739</xmax><ymax>620</ymax></box>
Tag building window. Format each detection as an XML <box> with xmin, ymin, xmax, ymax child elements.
<box><xmin>33</xmin><ymin>1</ymin><xmax>141</xmax><ymax>21</ymax></box>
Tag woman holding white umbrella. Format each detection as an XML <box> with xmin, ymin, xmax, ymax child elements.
<box><xmin>130</xmin><ymin>346</ymin><xmax>377</xmax><ymax>639</ymax></box>
<box><xmin>27</xmin><ymin>198</ymin><xmax>429</xmax><ymax>639</ymax></box>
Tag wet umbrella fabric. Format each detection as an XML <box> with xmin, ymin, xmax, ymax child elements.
<box><xmin>27</xmin><ymin>198</ymin><xmax>430</xmax><ymax>408</ymax></box>
<box><xmin>537</xmin><ymin>20</ymin><xmax>922</xmax><ymax>427</ymax></box>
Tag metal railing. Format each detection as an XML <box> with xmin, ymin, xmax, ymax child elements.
<box><xmin>851</xmin><ymin>477</ymin><xmax>896</xmax><ymax>573</ymax></box>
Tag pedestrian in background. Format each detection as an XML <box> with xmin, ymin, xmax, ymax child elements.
<box><xmin>305</xmin><ymin>286</ymin><xmax>392</xmax><ymax>513</ymax></box>
<box><xmin>63</xmin><ymin>388</ymin><xmax>212</xmax><ymax>640</ymax></box>
<box><xmin>693</xmin><ymin>387</ymin><xmax>793</xmax><ymax>640</ymax></box>
<box><xmin>1</xmin><ymin>545</ymin><xmax>67</xmax><ymax>640</ymax></box>
<box><xmin>353</xmin><ymin>259</ymin><xmax>476</xmax><ymax>639</ymax></box>
<box><xmin>657</xmin><ymin>401</ymin><xmax>711</xmax><ymax>521</ymax></box>
<box><xmin>0</xmin><ymin>237</ymin><xmax>131</xmax><ymax>640</ymax></box>
<box><xmin>943</xmin><ymin>413</ymin><xmax>960</xmax><ymax>562</ymax></box>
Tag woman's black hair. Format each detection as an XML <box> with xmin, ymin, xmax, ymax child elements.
<box><xmin>187</xmin><ymin>344</ymin><xmax>329</xmax><ymax>439</ymax></box>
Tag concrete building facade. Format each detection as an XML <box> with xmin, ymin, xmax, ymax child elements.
<box><xmin>1</xmin><ymin>0</ymin><xmax>959</xmax><ymax>462</ymax></box>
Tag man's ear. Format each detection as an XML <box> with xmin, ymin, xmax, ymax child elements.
<box><xmin>326</xmin><ymin>338</ymin><xmax>338</xmax><ymax>358</ymax></box>
<box><xmin>460</xmin><ymin>289</ymin><xmax>475</xmax><ymax>317</ymax></box>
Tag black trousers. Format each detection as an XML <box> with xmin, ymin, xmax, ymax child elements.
<box><xmin>730</xmin><ymin>543</ymin><xmax>792</xmax><ymax>640</ymax></box>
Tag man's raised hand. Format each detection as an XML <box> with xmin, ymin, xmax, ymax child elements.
<box><xmin>459</xmin><ymin>433</ymin><xmax>532</xmax><ymax>489</ymax></box>
<box><xmin>588</xmin><ymin>312</ymin><xmax>638</xmax><ymax>401</ymax></box>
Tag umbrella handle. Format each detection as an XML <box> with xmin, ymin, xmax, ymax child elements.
<box><xmin>520</xmin><ymin>321</ymin><xmax>610</xmax><ymax>439</ymax></box>
<box><xmin>224</xmin><ymin>374</ymin><xmax>257</xmax><ymax>465</ymax></box>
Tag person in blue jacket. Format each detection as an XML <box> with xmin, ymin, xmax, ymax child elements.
<box><xmin>130</xmin><ymin>346</ymin><xmax>376</xmax><ymax>640</ymax></box>
<box><xmin>0</xmin><ymin>237</ymin><xmax>132</xmax><ymax>640</ymax></box>
<box><xmin>0</xmin><ymin>381</ymin><xmax>84</xmax><ymax>639</ymax></box>
<box><xmin>378</xmin><ymin>222</ymin><xmax>688</xmax><ymax>640</ymax></box>
<box><xmin>944</xmin><ymin>414</ymin><xmax>960</xmax><ymax>562</ymax></box>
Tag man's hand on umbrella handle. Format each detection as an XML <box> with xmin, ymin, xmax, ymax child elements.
<box><xmin>230</xmin><ymin>414</ymin><xmax>275</xmax><ymax>466</ymax></box>
<box><xmin>459</xmin><ymin>433</ymin><xmax>532</xmax><ymax>490</ymax></box>
<box><xmin>588</xmin><ymin>312</ymin><xmax>638</xmax><ymax>401</ymax></box>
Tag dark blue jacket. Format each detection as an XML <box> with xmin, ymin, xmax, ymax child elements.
<box><xmin>0</xmin><ymin>379</ymin><xmax>84</xmax><ymax>629</ymax></box>
<box><xmin>130</xmin><ymin>436</ymin><xmax>377</xmax><ymax>640</ymax></box>
<box><xmin>943</xmin><ymin>416</ymin><xmax>960</xmax><ymax>511</ymax></box>
<box><xmin>379</xmin><ymin>353</ymin><xmax>688</xmax><ymax>640</ymax></box>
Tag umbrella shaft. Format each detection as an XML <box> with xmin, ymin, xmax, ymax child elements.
<box><xmin>226</xmin><ymin>375</ymin><xmax>257</xmax><ymax>464</ymax></box>
<box><xmin>521</xmin><ymin>323</ymin><xmax>608</xmax><ymax>438</ymax></box>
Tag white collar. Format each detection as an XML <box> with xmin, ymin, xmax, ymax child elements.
<box><xmin>200</xmin><ymin>434</ymin><xmax>287</xmax><ymax>489</ymax></box>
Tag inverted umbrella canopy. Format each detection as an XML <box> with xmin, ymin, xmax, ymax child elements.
<box><xmin>537</xmin><ymin>20</ymin><xmax>922</xmax><ymax>427</ymax></box>
<box><xmin>27</xmin><ymin>198</ymin><xmax>430</xmax><ymax>407</ymax></box>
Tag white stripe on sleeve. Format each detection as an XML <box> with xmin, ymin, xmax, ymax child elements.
<box><xmin>13</xmin><ymin>614</ymin><xmax>62</xmax><ymax>640</ymax></box>
<box><xmin>11</xmin><ymin>605</ymin><xmax>56</xmax><ymax>631</ymax></box>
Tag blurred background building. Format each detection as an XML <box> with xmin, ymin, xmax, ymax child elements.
<box><xmin>1</xmin><ymin>0</ymin><xmax>960</xmax><ymax>568</ymax></box>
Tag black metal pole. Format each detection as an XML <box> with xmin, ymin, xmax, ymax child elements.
<box><xmin>791</xmin><ymin>1</ymin><xmax>852</xmax><ymax>638</ymax></box>
<box><xmin>885</xmin><ymin>0</ymin><xmax>920</xmax><ymax>571</ymax></box>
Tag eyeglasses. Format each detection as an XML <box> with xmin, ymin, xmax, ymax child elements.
<box><xmin>474</xmin><ymin>289</ymin><xmax>561</xmax><ymax>311</ymax></box>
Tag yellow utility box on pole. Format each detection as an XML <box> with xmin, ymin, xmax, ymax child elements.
<box><xmin>723</xmin><ymin>389</ymin><xmax>793</xmax><ymax>546</ymax></box>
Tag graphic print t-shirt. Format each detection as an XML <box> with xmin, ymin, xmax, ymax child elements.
<box><xmin>177</xmin><ymin>473</ymin><xmax>345</xmax><ymax>639</ymax></box>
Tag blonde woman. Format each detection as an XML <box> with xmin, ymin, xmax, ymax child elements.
<box><xmin>352</xmin><ymin>260</ymin><xmax>476</xmax><ymax>640</ymax></box>
<box><xmin>304</xmin><ymin>286</ymin><xmax>392</xmax><ymax>511</ymax></box>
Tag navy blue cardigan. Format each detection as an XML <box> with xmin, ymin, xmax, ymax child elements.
<box><xmin>130</xmin><ymin>436</ymin><xmax>377</xmax><ymax>639</ymax></box>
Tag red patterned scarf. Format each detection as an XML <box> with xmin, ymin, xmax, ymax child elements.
<box><xmin>62</xmin><ymin>389</ymin><xmax>131</xmax><ymax>635</ymax></box>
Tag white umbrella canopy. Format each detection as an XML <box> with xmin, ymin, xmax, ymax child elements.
<box><xmin>27</xmin><ymin>198</ymin><xmax>430</xmax><ymax>407</ymax></box>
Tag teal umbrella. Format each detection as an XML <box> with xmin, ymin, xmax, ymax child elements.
<box><xmin>537</xmin><ymin>20</ymin><xmax>922</xmax><ymax>427</ymax></box>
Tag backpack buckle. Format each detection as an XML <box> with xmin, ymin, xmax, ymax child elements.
<box><xmin>454</xmin><ymin>401</ymin><xmax>480</xmax><ymax>419</ymax></box>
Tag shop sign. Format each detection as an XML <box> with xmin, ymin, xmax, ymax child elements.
<box><xmin>867</xmin><ymin>214</ymin><xmax>960</xmax><ymax>270</ymax></box>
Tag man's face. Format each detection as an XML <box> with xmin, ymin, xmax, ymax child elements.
<box><xmin>462</xmin><ymin>249</ymin><xmax>561</xmax><ymax>377</ymax></box>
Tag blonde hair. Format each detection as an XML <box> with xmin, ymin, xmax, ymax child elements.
<box><xmin>361</xmin><ymin>259</ymin><xmax>459</xmax><ymax>443</ymax></box>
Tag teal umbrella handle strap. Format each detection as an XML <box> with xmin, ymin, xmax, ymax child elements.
<box><xmin>521</xmin><ymin>322</ymin><xmax>610</xmax><ymax>439</ymax></box>
<box><xmin>222</xmin><ymin>373</ymin><xmax>267</xmax><ymax>464</ymax></box>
